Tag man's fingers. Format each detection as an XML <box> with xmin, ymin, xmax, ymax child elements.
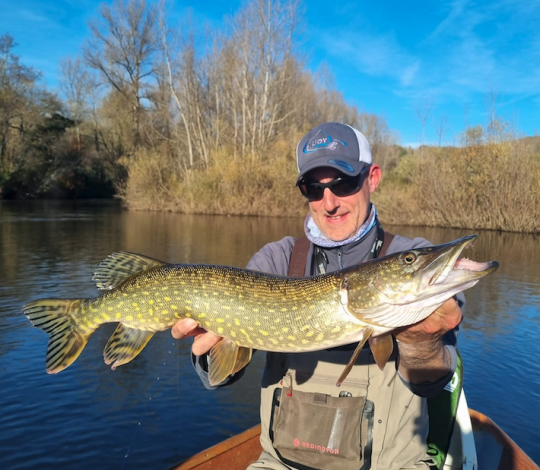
<box><xmin>171</xmin><ymin>318</ymin><xmax>202</xmax><ymax>339</ymax></box>
<box><xmin>171</xmin><ymin>318</ymin><xmax>223</xmax><ymax>356</ymax></box>
<box><xmin>192</xmin><ymin>333</ymin><xmax>222</xmax><ymax>356</ymax></box>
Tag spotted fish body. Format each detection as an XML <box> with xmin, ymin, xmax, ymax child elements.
<box><xmin>24</xmin><ymin>235</ymin><xmax>498</xmax><ymax>386</ymax></box>
<box><xmin>80</xmin><ymin>264</ymin><xmax>360</xmax><ymax>351</ymax></box>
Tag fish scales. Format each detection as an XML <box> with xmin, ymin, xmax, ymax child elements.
<box><xmin>84</xmin><ymin>265</ymin><xmax>357</xmax><ymax>351</ymax></box>
<box><xmin>24</xmin><ymin>236</ymin><xmax>499</xmax><ymax>385</ymax></box>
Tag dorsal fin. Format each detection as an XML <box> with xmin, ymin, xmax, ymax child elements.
<box><xmin>92</xmin><ymin>252</ymin><xmax>166</xmax><ymax>290</ymax></box>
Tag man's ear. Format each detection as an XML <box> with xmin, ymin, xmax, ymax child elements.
<box><xmin>368</xmin><ymin>165</ymin><xmax>382</xmax><ymax>193</ymax></box>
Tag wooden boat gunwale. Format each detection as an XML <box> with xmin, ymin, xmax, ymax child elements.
<box><xmin>168</xmin><ymin>424</ymin><xmax>261</xmax><ymax>470</ymax></box>
<box><xmin>468</xmin><ymin>409</ymin><xmax>539</xmax><ymax>470</ymax></box>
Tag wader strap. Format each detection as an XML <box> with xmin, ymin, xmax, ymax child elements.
<box><xmin>378</xmin><ymin>232</ymin><xmax>395</xmax><ymax>258</ymax></box>
<box><xmin>288</xmin><ymin>236</ymin><xmax>310</xmax><ymax>277</ymax></box>
<box><xmin>288</xmin><ymin>229</ymin><xmax>395</xmax><ymax>277</ymax></box>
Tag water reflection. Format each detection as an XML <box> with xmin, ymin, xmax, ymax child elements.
<box><xmin>0</xmin><ymin>201</ymin><xmax>538</xmax><ymax>468</ymax></box>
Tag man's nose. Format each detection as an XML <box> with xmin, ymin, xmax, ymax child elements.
<box><xmin>322</xmin><ymin>188</ymin><xmax>340</xmax><ymax>211</ymax></box>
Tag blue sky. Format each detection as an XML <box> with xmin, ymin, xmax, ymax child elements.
<box><xmin>1</xmin><ymin>0</ymin><xmax>538</xmax><ymax>146</ymax></box>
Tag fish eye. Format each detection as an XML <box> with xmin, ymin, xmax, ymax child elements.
<box><xmin>403</xmin><ymin>253</ymin><xmax>417</xmax><ymax>264</ymax></box>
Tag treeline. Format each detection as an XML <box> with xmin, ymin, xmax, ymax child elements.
<box><xmin>0</xmin><ymin>34</ymin><xmax>118</xmax><ymax>198</ymax></box>
<box><xmin>0</xmin><ymin>0</ymin><xmax>397</xmax><ymax>202</ymax></box>
<box><xmin>1</xmin><ymin>0</ymin><xmax>538</xmax><ymax>233</ymax></box>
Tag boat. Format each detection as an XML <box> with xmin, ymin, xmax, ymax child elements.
<box><xmin>168</xmin><ymin>397</ymin><xmax>539</xmax><ymax>470</ymax></box>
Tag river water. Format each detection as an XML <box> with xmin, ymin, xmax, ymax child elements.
<box><xmin>1</xmin><ymin>200</ymin><xmax>539</xmax><ymax>469</ymax></box>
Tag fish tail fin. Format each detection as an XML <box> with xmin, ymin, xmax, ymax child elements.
<box><xmin>23</xmin><ymin>299</ymin><xmax>91</xmax><ymax>374</ymax></box>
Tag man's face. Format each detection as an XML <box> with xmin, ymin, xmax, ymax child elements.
<box><xmin>305</xmin><ymin>166</ymin><xmax>381</xmax><ymax>242</ymax></box>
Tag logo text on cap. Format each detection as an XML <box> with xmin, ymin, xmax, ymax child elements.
<box><xmin>303</xmin><ymin>130</ymin><xmax>347</xmax><ymax>153</ymax></box>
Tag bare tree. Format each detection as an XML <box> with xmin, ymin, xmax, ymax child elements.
<box><xmin>356</xmin><ymin>112</ymin><xmax>399</xmax><ymax>171</ymax></box>
<box><xmin>485</xmin><ymin>86</ymin><xmax>510</xmax><ymax>143</ymax></box>
<box><xmin>414</xmin><ymin>95</ymin><xmax>433</xmax><ymax>157</ymax></box>
<box><xmin>157</xmin><ymin>4</ymin><xmax>196</xmax><ymax>169</ymax></box>
<box><xmin>0</xmin><ymin>34</ymin><xmax>41</xmax><ymax>171</ymax></box>
<box><xmin>434</xmin><ymin>114</ymin><xmax>449</xmax><ymax>147</ymax></box>
<box><xmin>59</xmin><ymin>57</ymin><xmax>92</xmax><ymax>154</ymax></box>
<box><xmin>212</xmin><ymin>0</ymin><xmax>301</xmax><ymax>160</ymax></box>
<box><xmin>83</xmin><ymin>0</ymin><xmax>161</xmax><ymax>147</ymax></box>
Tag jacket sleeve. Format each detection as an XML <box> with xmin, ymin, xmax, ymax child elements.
<box><xmin>245</xmin><ymin>236</ymin><xmax>296</xmax><ymax>275</ymax></box>
<box><xmin>397</xmin><ymin>328</ymin><xmax>459</xmax><ymax>398</ymax></box>
<box><xmin>191</xmin><ymin>236</ymin><xmax>296</xmax><ymax>389</ymax></box>
<box><xmin>388</xmin><ymin>235</ymin><xmax>464</xmax><ymax>398</ymax></box>
<box><xmin>191</xmin><ymin>349</ymin><xmax>251</xmax><ymax>390</ymax></box>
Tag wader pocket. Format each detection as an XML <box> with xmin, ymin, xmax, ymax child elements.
<box><xmin>272</xmin><ymin>386</ymin><xmax>372</xmax><ymax>470</ymax></box>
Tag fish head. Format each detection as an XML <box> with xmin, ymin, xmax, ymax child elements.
<box><xmin>345</xmin><ymin>234</ymin><xmax>499</xmax><ymax>313</ymax></box>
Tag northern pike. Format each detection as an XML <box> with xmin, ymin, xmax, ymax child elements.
<box><xmin>24</xmin><ymin>234</ymin><xmax>498</xmax><ymax>386</ymax></box>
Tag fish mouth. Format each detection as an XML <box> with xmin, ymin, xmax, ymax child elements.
<box><xmin>426</xmin><ymin>235</ymin><xmax>499</xmax><ymax>286</ymax></box>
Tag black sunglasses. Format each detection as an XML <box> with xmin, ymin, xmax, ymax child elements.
<box><xmin>297</xmin><ymin>166</ymin><xmax>371</xmax><ymax>202</ymax></box>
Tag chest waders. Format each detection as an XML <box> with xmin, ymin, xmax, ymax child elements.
<box><xmin>288</xmin><ymin>232</ymin><xmax>463</xmax><ymax>470</ymax></box>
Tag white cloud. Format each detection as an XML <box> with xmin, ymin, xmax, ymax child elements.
<box><xmin>15</xmin><ymin>9</ymin><xmax>50</xmax><ymax>23</ymax></box>
<box><xmin>400</xmin><ymin>62</ymin><xmax>420</xmax><ymax>87</ymax></box>
<box><xmin>425</xmin><ymin>0</ymin><xmax>540</xmax><ymax>96</ymax></box>
<box><xmin>318</xmin><ymin>30</ymin><xmax>418</xmax><ymax>83</ymax></box>
<box><xmin>316</xmin><ymin>0</ymin><xmax>540</xmax><ymax>108</ymax></box>
<box><xmin>427</xmin><ymin>0</ymin><xmax>466</xmax><ymax>39</ymax></box>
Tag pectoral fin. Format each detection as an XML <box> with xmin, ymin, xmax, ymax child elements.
<box><xmin>369</xmin><ymin>334</ymin><xmax>394</xmax><ymax>370</ymax></box>
<box><xmin>104</xmin><ymin>324</ymin><xmax>155</xmax><ymax>369</ymax></box>
<box><xmin>208</xmin><ymin>338</ymin><xmax>252</xmax><ymax>386</ymax></box>
<box><xmin>336</xmin><ymin>326</ymin><xmax>373</xmax><ymax>387</ymax></box>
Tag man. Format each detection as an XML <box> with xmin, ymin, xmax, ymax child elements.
<box><xmin>172</xmin><ymin>122</ymin><xmax>463</xmax><ymax>469</ymax></box>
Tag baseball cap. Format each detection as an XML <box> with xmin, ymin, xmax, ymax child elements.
<box><xmin>296</xmin><ymin>122</ymin><xmax>372</xmax><ymax>183</ymax></box>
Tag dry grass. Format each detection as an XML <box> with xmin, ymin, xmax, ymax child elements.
<box><xmin>123</xmin><ymin>130</ymin><xmax>540</xmax><ymax>233</ymax></box>
<box><xmin>375</xmin><ymin>137</ymin><xmax>540</xmax><ymax>233</ymax></box>
<box><xmin>122</xmin><ymin>137</ymin><xmax>310</xmax><ymax>217</ymax></box>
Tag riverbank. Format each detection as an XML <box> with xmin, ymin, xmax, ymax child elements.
<box><xmin>122</xmin><ymin>133</ymin><xmax>540</xmax><ymax>233</ymax></box>
<box><xmin>4</xmin><ymin>128</ymin><xmax>539</xmax><ymax>234</ymax></box>
<box><xmin>375</xmin><ymin>136</ymin><xmax>540</xmax><ymax>232</ymax></box>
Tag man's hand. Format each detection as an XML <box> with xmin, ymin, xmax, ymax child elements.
<box><xmin>394</xmin><ymin>298</ymin><xmax>462</xmax><ymax>384</ymax></box>
<box><xmin>171</xmin><ymin>318</ymin><xmax>222</xmax><ymax>356</ymax></box>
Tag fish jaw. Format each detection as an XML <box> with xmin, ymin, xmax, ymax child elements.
<box><xmin>345</xmin><ymin>235</ymin><xmax>499</xmax><ymax>328</ymax></box>
<box><xmin>371</xmin><ymin>235</ymin><xmax>497</xmax><ymax>305</ymax></box>
<box><xmin>424</xmin><ymin>235</ymin><xmax>479</xmax><ymax>287</ymax></box>
<box><xmin>422</xmin><ymin>235</ymin><xmax>499</xmax><ymax>289</ymax></box>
